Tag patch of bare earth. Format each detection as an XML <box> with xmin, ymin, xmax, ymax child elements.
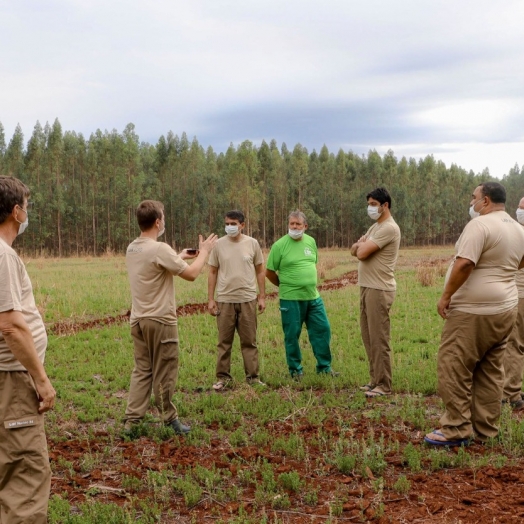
<box><xmin>49</xmin><ymin>394</ymin><xmax>524</xmax><ymax>523</ymax></box>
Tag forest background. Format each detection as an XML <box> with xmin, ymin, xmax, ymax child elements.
<box><xmin>1</xmin><ymin>119</ymin><xmax>523</xmax><ymax>257</ymax></box>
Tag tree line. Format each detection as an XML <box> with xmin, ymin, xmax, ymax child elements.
<box><xmin>0</xmin><ymin>119</ymin><xmax>522</xmax><ymax>257</ymax></box>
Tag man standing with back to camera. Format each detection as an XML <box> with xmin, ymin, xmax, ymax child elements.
<box><xmin>425</xmin><ymin>182</ymin><xmax>524</xmax><ymax>446</ymax></box>
<box><xmin>351</xmin><ymin>187</ymin><xmax>401</xmax><ymax>398</ymax></box>
<box><xmin>0</xmin><ymin>176</ymin><xmax>56</xmax><ymax>523</ymax></box>
<box><xmin>124</xmin><ymin>200</ymin><xmax>217</xmax><ymax>436</ymax></box>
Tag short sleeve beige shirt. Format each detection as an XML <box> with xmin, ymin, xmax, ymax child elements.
<box><xmin>208</xmin><ymin>235</ymin><xmax>264</xmax><ymax>303</ymax></box>
<box><xmin>358</xmin><ymin>217</ymin><xmax>401</xmax><ymax>291</ymax></box>
<box><xmin>448</xmin><ymin>211</ymin><xmax>524</xmax><ymax>314</ymax></box>
<box><xmin>0</xmin><ymin>238</ymin><xmax>47</xmax><ymax>371</ymax></box>
<box><xmin>126</xmin><ymin>237</ymin><xmax>189</xmax><ymax>326</ymax></box>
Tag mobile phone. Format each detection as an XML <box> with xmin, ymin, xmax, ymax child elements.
<box><xmin>186</xmin><ymin>248</ymin><xmax>198</xmax><ymax>255</ymax></box>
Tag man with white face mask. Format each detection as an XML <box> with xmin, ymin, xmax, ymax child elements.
<box><xmin>207</xmin><ymin>210</ymin><xmax>266</xmax><ymax>391</ymax></box>
<box><xmin>425</xmin><ymin>183</ymin><xmax>524</xmax><ymax>446</ymax></box>
<box><xmin>266</xmin><ymin>211</ymin><xmax>337</xmax><ymax>379</ymax></box>
<box><xmin>502</xmin><ymin>197</ymin><xmax>524</xmax><ymax>410</ymax></box>
<box><xmin>351</xmin><ymin>187</ymin><xmax>401</xmax><ymax>398</ymax></box>
<box><xmin>0</xmin><ymin>176</ymin><xmax>56</xmax><ymax>523</ymax></box>
<box><xmin>124</xmin><ymin>200</ymin><xmax>217</xmax><ymax>436</ymax></box>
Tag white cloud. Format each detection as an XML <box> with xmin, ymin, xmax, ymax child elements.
<box><xmin>0</xmin><ymin>0</ymin><xmax>523</xmax><ymax>175</ymax></box>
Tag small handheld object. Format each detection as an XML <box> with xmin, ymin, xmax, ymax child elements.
<box><xmin>186</xmin><ymin>248</ymin><xmax>198</xmax><ymax>255</ymax></box>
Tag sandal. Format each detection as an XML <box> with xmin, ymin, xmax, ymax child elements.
<box><xmin>424</xmin><ymin>430</ymin><xmax>470</xmax><ymax>447</ymax></box>
<box><xmin>212</xmin><ymin>380</ymin><xmax>229</xmax><ymax>392</ymax></box>
<box><xmin>359</xmin><ymin>383</ymin><xmax>375</xmax><ymax>392</ymax></box>
<box><xmin>365</xmin><ymin>388</ymin><xmax>390</xmax><ymax>398</ymax></box>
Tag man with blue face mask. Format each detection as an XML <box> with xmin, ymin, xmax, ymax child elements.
<box><xmin>266</xmin><ymin>211</ymin><xmax>337</xmax><ymax>379</ymax></box>
<box><xmin>208</xmin><ymin>210</ymin><xmax>266</xmax><ymax>391</ymax></box>
<box><xmin>351</xmin><ymin>187</ymin><xmax>401</xmax><ymax>398</ymax></box>
<box><xmin>502</xmin><ymin>196</ymin><xmax>524</xmax><ymax>410</ymax></box>
<box><xmin>0</xmin><ymin>176</ymin><xmax>56</xmax><ymax>523</ymax></box>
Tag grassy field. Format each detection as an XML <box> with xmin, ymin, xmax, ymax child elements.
<box><xmin>22</xmin><ymin>246</ymin><xmax>524</xmax><ymax>523</ymax></box>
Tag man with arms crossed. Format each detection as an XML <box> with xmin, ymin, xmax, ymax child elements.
<box><xmin>351</xmin><ymin>187</ymin><xmax>401</xmax><ymax>398</ymax></box>
<box><xmin>0</xmin><ymin>176</ymin><xmax>56</xmax><ymax>523</ymax></box>
<box><xmin>208</xmin><ymin>210</ymin><xmax>266</xmax><ymax>391</ymax></box>
<box><xmin>425</xmin><ymin>182</ymin><xmax>524</xmax><ymax>446</ymax></box>
<box><xmin>266</xmin><ymin>210</ymin><xmax>337</xmax><ymax>379</ymax></box>
<box><xmin>502</xmin><ymin>196</ymin><xmax>524</xmax><ymax>410</ymax></box>
<box><xmin>124</xmin><ymin>200</ymin><xmax>217</xmax><ymax>435</ymax></box>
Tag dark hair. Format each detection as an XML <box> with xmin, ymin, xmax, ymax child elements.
<box><xmin>136</xmin><ymin>200</ymin><xmax>164</xmax><ymax>231</ymax></box>
<box><xmin>225</xmin><ymin>210</ymin><xmax>245</xmax><ymax>223</ymax></box>
<box><xmin>479</xmin><ymin>182</ymin><xmax>506</xmax><ymax>204</ymax></box>
<box><xmin>366</xmin><ymin>187</ymin><xmax>392</xmax><ymax>210</ymax></box>
<box><xmin>0</xmin><ymin>176</ymin><xmax>30</xmax><ymax>224</ymax></box>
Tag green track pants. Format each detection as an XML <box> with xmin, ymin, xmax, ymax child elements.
<box><xmin>279</xmin><ymin>297</ymin><xmax>332</xmax><ymax>376</ymax></box>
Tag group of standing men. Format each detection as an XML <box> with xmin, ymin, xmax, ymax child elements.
<box><xmin>2</xmin><ymin>174</ymin><xmax>524</xmax><ymax>521</ymax></box>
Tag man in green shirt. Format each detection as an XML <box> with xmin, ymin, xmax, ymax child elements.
<box><xmin>266</xmin><ymin>211</ymin><xmax>336</xmax><ymax>379</ymax></box>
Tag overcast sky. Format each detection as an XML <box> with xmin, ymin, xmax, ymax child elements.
<box><xmin>1</xmin><ymin>0</ymin><xmax>523</xmax><ymax>177</ymax></box>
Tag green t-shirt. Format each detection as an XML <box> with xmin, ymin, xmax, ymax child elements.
<box><xmin>266</xmin><ymin>233</ymin><xmax>320</xmax><ymax>300</ymax></box>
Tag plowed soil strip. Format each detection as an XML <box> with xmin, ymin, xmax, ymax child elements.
<box><xmin>48</xmin><ymin>271</ymin><xmax>358</xmax><ymax>336</ymax></box>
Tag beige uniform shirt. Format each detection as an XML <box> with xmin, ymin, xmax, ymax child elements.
<box><xmin>358</xmin><ymin>217</ymin><xmax>401</xmax><ymax>291</ymax></box>
<box><xmin>126</xmin><ymin>237</ymin><xmax>188</xmax><ymax>326</ymax></box>
<box><xmin>448</xmin><ymin>210</ymin><xmax>524</xmax><ymax>314</ymax></box>
<box><xmin>208</xmin><ymin>235</ymin><xmax>264</xmax><ymax>303</ymax></box>
<box><xmin>516</xmin><ymin>223</ymin><xmax>524</xmax><ymax>299</ymax></box>
<box><xmin>0</xmin><ymin>238</ymin><xmax>47</xmax><ymax>371</ymax></box>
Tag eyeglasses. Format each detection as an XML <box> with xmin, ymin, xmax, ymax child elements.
<box><xmin>17</xmin><ymin>201</ymin><xmax>33</xmax><ymax>214</ymax></box>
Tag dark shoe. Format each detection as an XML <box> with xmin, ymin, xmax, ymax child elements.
<box><xmin>122</xmin><ymin>420</ymin><xmax>141</xmax><ymax>439</ymax></box>
<box><xmin>247</xmin><ymin>379</ymin><xmax>266</xmax><ymax>387</ymax></box>
<box><xmin>317</xmin><ymin>370</ymin><xmax>340</xmax><ymax>377</ymax></box>
<box><xmin>511</xmin><ymin>399</ymin><xmax>524</xmax><ymax>411</ymax></box>
<box><xmin>291</xmin><ymin>372</ymin><xmax>304</xmax><ymax>382</ymax></box>
<box><xmin>167</xmin><ymin>419</ymin><xmax>191</xmax><ymax>435</ymax></box>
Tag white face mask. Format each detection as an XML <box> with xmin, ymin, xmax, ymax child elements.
<box><xmin>516</xmin><ymin>209</ymin><xmax>524</xmax><ymax>225</ymax></box>
<box><xmin>469</xmin><ymin>198</ymin><xmax>484</xmax><ymax>220</ymax></box>
<box><xmin>15</xmin><ymin>207</ymin><xmax>29</xmax><ymax>236</ymax></box>
<box><xmin>225</xmin><ymin>225</ymin><xmax>240</xmax><ymax>237</ymax></box>
<box><xmin>158</xmin><ymin>218</ymin><xmax>165</xmax><ymax>237</ymax></box>
<box><xmin>288</xmin><ymin>229</ymin><xmax>304</xmax><ymax>239</ymax></box>
<box><xmin>367</xmin><ymin>205</ymin><xmax>382</xmax><ymax>221</ymax></box>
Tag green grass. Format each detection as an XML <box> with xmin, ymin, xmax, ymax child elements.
<box><xmin>26</xmin><ymin>246</ymin><xmax>524</xmax><ymax>522</ymax></box>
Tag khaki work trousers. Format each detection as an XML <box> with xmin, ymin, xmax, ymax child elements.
<box><xmin>438</xmin><ymin>307</ymin><xmax>518</xmax><ymax>441</ymax></box>
<box><xmin>360</xmin><ymin>287</ymin><xmax>395</xmax><ymax>394</ymax></box>
<box><xmin>216</xmin><ymin>300</ymin><xmax>259</xmax><ymax>381</ymax></box>
<box><xmin>502</xmin><ymin>298</ymin><xmax>524</xmax><ymax>403</ymax></box>
<box><xmin>0</xmin><ymin>371</ymin><xmax>51</xmax><ymax>524</ymax></box>
<box><xmin>125</xmin><ymin>319</ymin><xmax>179</xmax><ymax>424</ymax></box>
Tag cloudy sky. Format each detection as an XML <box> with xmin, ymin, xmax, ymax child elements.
<box><xmin>1</xmin><ymin>0</ymin><xmax>523</xmax><ymax>177</ymax></box>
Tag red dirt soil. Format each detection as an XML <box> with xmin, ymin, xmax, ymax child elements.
<box><xmin>48</xmin><ymin>270</ymin><xmax>524</xmax><ymax>522</ymax></box>
<box><xmin>49</xmin><ymin>406</ymin><xmax>524</xmax><ymax>523</ymax></box>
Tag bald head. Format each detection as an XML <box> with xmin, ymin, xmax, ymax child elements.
<box><xmin>519</xmin><ymin>197</ymin><xmax>524</xmax><ymax>209</ymax></box>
